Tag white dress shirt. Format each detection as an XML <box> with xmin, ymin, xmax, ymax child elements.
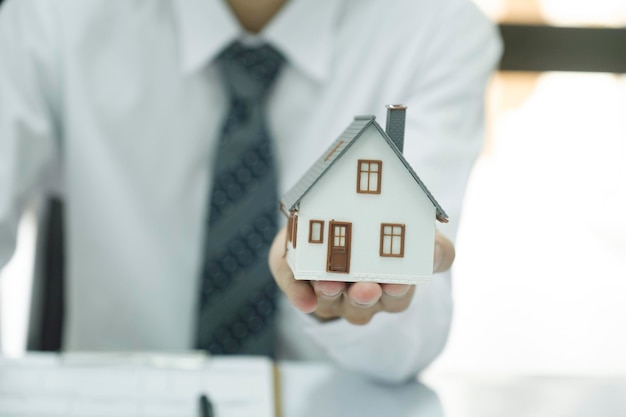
<box><xmin>0</xmin><ymin>0</ymin><xmax>501</xmax><ymax>382</ymax></box>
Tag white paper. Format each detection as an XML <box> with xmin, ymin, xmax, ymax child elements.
<box><xmin>0</xmin><ymin>353</ymin><xmax>275</xmax><ymax>417</ymax></box>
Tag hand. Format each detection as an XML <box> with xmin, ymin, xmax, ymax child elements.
<box><xmin>268</xmin><ymin>226</ymin><xmax>455</xmax><ymax>325</ymax></box>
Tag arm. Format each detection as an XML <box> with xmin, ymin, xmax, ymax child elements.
<box><xmin>270</xmin><ymin>1</ymin><xmax>502</xmax><ymax>383</ymax></box>
<box><xmin>0</xmin><ymin>0</ymin><xmax>61</xmax><ymax>307</ymax></box>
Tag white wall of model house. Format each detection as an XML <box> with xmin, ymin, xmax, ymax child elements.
<box><xmin>286</xmin><ymin>125</ymin><xmax>437</xmax><ymax>284</ymax></box>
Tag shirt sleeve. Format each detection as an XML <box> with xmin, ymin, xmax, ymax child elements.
<box><xmin>280</xmin><ymin>1</ymin><xmax>502</xmax><ymax>383</ymax></box>
<box><xmin>0</xmin><ymin>0</ymin><xmax>61</xmax><ymax>270</ymax></box>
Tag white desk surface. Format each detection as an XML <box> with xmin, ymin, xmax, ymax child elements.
<box><xmin>2</xmin><ymin>353</ymin><xmax>626</xmax><ymax>417</ymax></box>
<box><xmin>282</xmin><ymin>363</ymin><xmax>626</xmax><ymax>417</ymax></box>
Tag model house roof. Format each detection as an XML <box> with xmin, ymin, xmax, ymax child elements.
<box><xmin>280</xmin><ymin>114</ymin><xmax>448</xmax><ymax>223</ymax></box>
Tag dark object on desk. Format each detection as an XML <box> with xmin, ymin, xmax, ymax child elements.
<box><xmin>27</xmin><ymin>198</ymin><xmax>65</xmax><ymax>352</ymax></box>
<box><xmin>199</xmin><ymin>394</ymin><xmax>214</xmax><ymax>417</ymax></box>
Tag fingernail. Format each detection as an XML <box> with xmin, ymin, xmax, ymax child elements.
<box><xmin>383</xmin><ymin>286</ymin><xmax>410</xmax><ymax>298</ymax></box>
<box><xmin>314</xmin><ymin>282</ymin><xmax>344</xmax><ymax>298</ymax></box>
<box><xmin>433</xmin><ymin>243</ymin><xmax>443</xmax><ymax>272</ymax></box>
<box><xmin>351</xmin><ymin>298</ymin><xmax>377</xmax><ymax>308</ymax></box>
<box><xmin>320</xmin><ymin>288</ymin><xmax>342</xmax><ymax>298</ymax></box>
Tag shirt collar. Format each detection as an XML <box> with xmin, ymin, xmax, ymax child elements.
<box><xmin>173</xmin><ymin>0</ymin><xmax>341</xmax><ymax>82</ymax></box>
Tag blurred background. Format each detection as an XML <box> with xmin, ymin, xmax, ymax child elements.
<box><xmin>1</xmin><ymin>0</ymin><xmax>625</xmax><ymax>375</ymax></box>
<box><xmin>429</xmin><ymin>0</ymin><xmax>626</xmax><ymax>375</ymax></box>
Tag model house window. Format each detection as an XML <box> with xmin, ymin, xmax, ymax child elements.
<box><xmin>309</xmin><ymin>220</ymin><xmax>324</xmax><ymax>243</ymax></box>
<box><xmin>287</xmin><ymin>212</ymin><xmax>298</xmax><ymax>248</ymax></box>
<box><xmin>287</xmin><ymin>215</ymin><xmax>294</xmax><ymax>242</ymax></box>
<box><xmin>357</xmin><ymin>160</ymin><xmax>382</xmax><ymax>194</ymax></box>
<box><xmin>380</xmin><ymin>223</ymin><xmax>405</xmax><ymax>257</ymax></box>
<box><xmin>333</xmin><ymin>224</ymin><xmax>347</xmax><ymax>247</ymax></box>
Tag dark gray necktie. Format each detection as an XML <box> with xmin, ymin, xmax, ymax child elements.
<box><xmin>196</xmin><ymin>42</ymin><xmax>284</xmax><ymax>356</ymax></box>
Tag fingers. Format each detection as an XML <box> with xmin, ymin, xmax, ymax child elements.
<box><xmin>433</xmin><ymin>228</ymin><xmax>455</xmax><ymax>273</ymax></box>
<box><xmin>269</xmin><ymin>226</ymin><xmax>317</xmax><ymax>313</ymax></box>
<box><xmin>312</xmin><ymin>281</ymin><xmax>413</xmax><ymax>325</ymax></box>
<box><xmin>344</xmin><ymin>282</ymin><xmax>383</xmax><ymax>325</ymax></box>
<box><xmin>380</xmin><ymin>283</ymin><xmax>415</xmax><ymax>313</ymax></box>
<box><xmin>313</xmin><ymin>281</ymin><xmax>383</xmax><ymax>325</ymax></box>
<box><xmin>311</xmin><ymin>281</ymin><xmax>346</xmax><ymax>320</ymax></box>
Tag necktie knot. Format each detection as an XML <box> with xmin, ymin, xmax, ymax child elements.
<box><xmin>218</xmin><ymin>41</ymin><xmax>285</xmax><ymax>101</ymax></box>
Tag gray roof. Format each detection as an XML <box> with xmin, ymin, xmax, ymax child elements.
<box><xmin>280</xmin><ymin>115</ymin><xmax>448</xmax><ymax>223</ymax></box>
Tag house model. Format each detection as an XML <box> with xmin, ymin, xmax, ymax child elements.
<box><xmin>280</xmin><ymin>105</ymin><xmax>448</xmax><ymax>285</ymax></box>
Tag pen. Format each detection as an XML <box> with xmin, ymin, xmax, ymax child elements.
<box><xmin>199</xmin><ymin>393</ymin><xmax>214</xmax><ymax>417</ymax></box>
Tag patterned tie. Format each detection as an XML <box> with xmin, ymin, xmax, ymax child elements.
<box><xmin>196</xmin><ymin>42</ymin><xmax>285</xmax><ymax>356</ymax></box>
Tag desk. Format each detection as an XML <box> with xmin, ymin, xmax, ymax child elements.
<box><xmin>281</xmin><ymin>364</ymin><xmax>626</xmax><ymax>417</ymax></box>
<box><xmin>2</xmin><ymin>354</ymin><xmax>626</xmax><ymax>416</ymax></box>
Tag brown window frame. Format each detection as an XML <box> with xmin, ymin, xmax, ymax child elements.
<box><xmin>309</xmin><ymin>220</ymin><xmax>325</xmax><ymax>244</ymax></box>
<box><xmin>357</xmin><ymin>160</ymin><xmax>382</xmax><ymax>194</ymax></box>
<box><xmin>287</xmin><ymin>215</ymin><xmax>294</xmax><ymax>242</ymax></box>
<box><xmin>292</xmin><ymin>214</ymin><xmax>298</xmax><ymax>249</ymax></box>
<box><xmin>380</xmin><ymin>223</ymin><xmax>405</xmax><ymax>258</ymax></box>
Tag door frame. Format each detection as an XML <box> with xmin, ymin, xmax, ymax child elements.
<box><xmin>326</xmin><ymin>221</ymin><xmax>352</xmax><ymax>274</ymax></box>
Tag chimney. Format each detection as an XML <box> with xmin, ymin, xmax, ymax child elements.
<box><xmin>385</xmin><ymin>104</ymin><xmax>407</xmax><ymax>153</ymax></box>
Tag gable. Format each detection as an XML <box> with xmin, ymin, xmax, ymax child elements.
<box><xmin>299</xmin><ymin>126</ymin><xmax>435</xmax><ymax>214</ymax></box>
<box><xmin>280</xmin><ymin>115</ymin><xmax>448</xmax><ymax>222</ymax></box>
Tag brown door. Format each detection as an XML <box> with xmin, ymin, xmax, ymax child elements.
<box><xmin>327</xmin><ymin>221</ymin><xmax>352</xmax><ymax>273</ymax></box>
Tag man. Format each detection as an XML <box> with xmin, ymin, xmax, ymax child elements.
<box><xmin>0</xmin><ymin>0</ymin><xmax>501</xmax><ymax>382</ymax></box>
